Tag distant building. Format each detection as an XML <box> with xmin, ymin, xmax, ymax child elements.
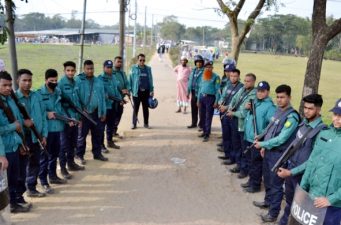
<box><xmin>15</xmin><ymin>28</ymin><xmax>134</xmax><ymax>44</ymax></box>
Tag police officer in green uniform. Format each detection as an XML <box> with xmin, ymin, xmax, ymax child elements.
<box><xmin>112</xmin><ymin>56</ymin><xmax>129</xmax><ymax>136</ymax></box>
<box><xmin>197</xmin><ymin>61</ymin><xmax>220</xmax><ymax>142</ymax></box>
<box><xmin>277</xmin><ymin>98</ymin><xmax>341</xmax><ymax>225</ymax></box>
<box><xmin>98</xmin><ymin>60</ymin><xmax>122</xmax><ymax>150</ymax></box>
<box><xmin>16</xmin><ymin>69</ymin><xmax>48</xmax><ymax>198</ymax></box>
<box><xmin>75</xmin><ymin>60</ymin><xmax>107</xmax><ymax>163</ymax></box>
<box><xmin>253</xmin><ymin>84</ymin><xmax>300</xmax><ymax>222</ymax></box>
<box><xmin>58</xmin><ymin>61</ymin><xmax>85</xmax><ymax>179</ymax></box>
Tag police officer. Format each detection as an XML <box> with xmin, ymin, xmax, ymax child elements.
<box><xmin>253</xmin><ymin>84</ymin><xmax>300</xmax><ymax>223</ymax></box>
<box><xmin>16</xmin><ymin>69</ymin><xmax>48</xmax><ymax>198</ymax></box>
<box><xmin>99</xmin><ymin>60</ymin><xmax>122</xmax><ymax>150</ymax></box>
<box><xmin>58</xmin><ymin>61</ymin><xmax>85</xmax><ymax>179</ymax></box>
<box><xmin>128</xmin><ymin>53</ymin><xmax>154</xmax><ymax>129</ymax></box>
<box><xmin>0</xmin><ymin>71</ymin><xmax>33</xmax><ymax>213</ymax></box>
<box><xmin>187</xmin><ymin>55</ymin><xmax>204</xmax><ymax>129</ymax></box>
<box><xmin>218</xmin><ymin>68</ymin><xmax>243</xmax><ymax>161</ymax></box>
<box><xmin>197</xmin><ymin>61</ymin><xmax>220</xmax><ymax>142</ymax></box>
<box><xmin>38</xmin><ymin>69</ymin><xmax>69</xmax><ymax>189</ymax></box>
<box><xmin>220</xmin><ymin>59</ymin><xmax>235</xmax><ymax>92</ymax></box>
<box><xmin>241</xmin><ymin>81</ymin><xmax>276</xmax><ymax>193</ymax></box>
<box><xmin>112</xmin><ymin>56</ymin><xmax>129</xmax><ymax>136</ymax></box>
<box><xmin>226</xmin><ymin>73</ymin><xmax>257</xmax><ymax>178</ymax></box>
<box><xmin>75</xmin><ymin>60</ymin><xmax>107</xmax><ymax>163</ymax></box>
<box><xmin>276</xmin><ymin>94</ymin><xmax>326</xmax><ymax>225</ymax></box>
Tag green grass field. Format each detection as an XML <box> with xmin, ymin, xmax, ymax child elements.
<box><xmin>0</xmin><ymin>44</ymin><xmax>153</xmax><ymax>88</ymax></box>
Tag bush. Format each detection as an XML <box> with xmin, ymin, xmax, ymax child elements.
<box><xmin>169</xmin><ymin>46</ymin><xmax>181</xmax><ymax>66</ymax></box>
<box><xmin>324</xmin><ymin>49</ymin><xmax>341</xmax><ymax>61</ymax></box>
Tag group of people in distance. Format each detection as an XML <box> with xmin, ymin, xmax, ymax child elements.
<box><xmin>0</xmin><ymin>53</ymin><xmax>155</xmax><ymax>213</ymax></box>
<box><xmin>173</xmin><ymin>54</ymin><xmax>341</xmax><ymax>225</ymax></box>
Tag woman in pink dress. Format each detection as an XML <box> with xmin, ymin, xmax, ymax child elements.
<box><xmin>173</xmin><ymin>56</ymin><xmax>191</xmax><ymax>113</ymax></box>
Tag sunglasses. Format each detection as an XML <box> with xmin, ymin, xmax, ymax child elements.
<box><xmin>139</xmin><ymin>59</ymin><xmax>145</xmax><ymax>62</ymax></box>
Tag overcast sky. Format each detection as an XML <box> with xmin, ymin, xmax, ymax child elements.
<box><xmin>11</xmin><ymin>0</ymin><xmax>341</xmax><ymax>28</ymax></box>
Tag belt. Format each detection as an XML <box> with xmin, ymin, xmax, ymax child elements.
<box><xmin>202</xmin><ymin>94</ymin><xmax>215</xmax><ymax>97</ymax></box>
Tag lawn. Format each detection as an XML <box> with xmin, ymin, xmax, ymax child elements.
<box><xmin>186</xmin><ymin>53</ymin><xmax>340</xmax><ymax>124</ymax></box>
<box><xmin>0</xmin><ymin>43</ymin><xmax>153</xmax><ymax>89</ymax></box>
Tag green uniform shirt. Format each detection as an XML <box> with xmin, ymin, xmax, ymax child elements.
<box><xmin>229</xmin><ymin>87</ymin><xmax>257</xmax><ymax>132</ymax></box>
<box><xmin>75</xmin><ymin>73</ymin><xmax>106</xmax><ymax>118</ymax></box>
<box><xmin>290</xmin><ymin>117</ymin><xmax>324</xmax><ymax>176</ymax></box>
<box><xmin>259</xmin><ymin>107</ymin><xmax>300</xmax><ymax>150</ymax></box>
<box><xmin>58</xmin><ymin>75</ymin><xmax>82</xmax><ymax>120</ymax></box>
<box><xmin>16</xmin><ymin>89</ymin><xmax>48</xmax><ymax>143</ymax></box>
<box><xmin>197</xmin><ymin>72</ymin><xmax>221</xmax><ymax>104</ymax></box>
<box><xmin>38</xmin><ymin>85</ymin><xmax>65</xmax><ymax>132</ymax></box>
<box><xmin>187</xmin><ymin>67</ymin><xmax>204</xmax><ymax>96</ymax></box>
<box><xmin>0</xmin><ymin>95</ymin><xmax>23</xmax><ymax>153</ymax></box>
<box><xmin>299</xmin><ymin>126</ymin><xmax>341</xmax><ymax>207</ymax></box>
<box><xmin>0</xmin><ymin>137</ymin><xmax>4</xmax><ymax>156</ymax></box>
<box><xmin>113</xmin><ymin>69</ymin><xmax>129</xmax><ymax>98</ymax></box>
<box><xmin>128</xmin><ymin>65</ymin><xmax>154</xmax><ymax>97</ymax></box>
<box><xmin>98</xmin><ymin>72</ymin><xmax>122</xmax><ymax>110</ymax></box>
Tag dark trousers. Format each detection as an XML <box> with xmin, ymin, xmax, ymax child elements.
<box><xmin>113</xmin><ymin>103</ymin><xmax>124</xmax><ymax>135</ymax></box>
<box><xmin>132</xmin><ymin>90</ymin><xmax>149</xmax><ymax>126</ymax></box>
<box><xmin>190</xmin><ymin>90</ymin><xmax>202</xmax><ymax>127</ymax></box>
<box><xmin>6</xmin><ymin>151</ymin><xmax>19</xmax><ymax>205</ymax></box>
<box><xmin>279</xmin><ymin>175</ymin><xmax>302</xmax><ymax>225</ymax></box>
<box><xmin>77</xmin><ymin>111</ymin><xmax>104</xmax><ymax>158</ymax></box>
<box><xmin>240</xmin><ymin>140</ymin><xmax>252</xmax><ymax>175</ymax></box>
<box><xmin>17</xmin><ymin>153</ymin><xmax>28</xmax><ymax>202</ymax></box>
<box><xmin>39</xmin><ymin>132</ymin><xmax>60</xmax><ymax>185</ymax></box>
<box><xmin>263</xmin><ymin>150</ymin><xmax>285</xmax><ymax>218</ymax></box>
<box><xmin>199</xmin><ymin>95</ymin><xmax>215</xmax><ymax>136</ymax></box>
<box><xmin>105</xmin><ymin>102</ymin><xmax>120</xmax><ymax>142</ymax></box>
<box><xmin>323</xmin><ymin>206</ymin><xmax>341</xmax><ymax>225</ymax></box>
<box><xmin>221</xmin><ymin>115</ymin><xmax>233</xmax><ymax>157</ymax></box>
<box><xmin>25</xmin><ymin>134</ymin><xmax>41</xmax><ymax>191</ymax></box>
<box><xmin>248</xmin><ymin>145</ymin><xmax>263</xmax><ymax>189</ymax></box>
<box><xmin>59</xmin><ymin>125</ymin><xmax>77</xmax><ymax>169</ymax></box>
<box><xmin>229</xmin><ymin>117</ymin><xmax>241</xmax><ymax>163</ymax></box>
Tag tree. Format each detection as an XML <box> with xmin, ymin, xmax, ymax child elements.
<box><xmin>158</xmin><ymin>16</ymin><xmax>185</xmax><ymax>42</ymax></box>
<box><xmin>216</xmin><ymin>0</ymin><xmax>278</xmax><ymax>62</ymax></box>
<box><xmin>300</xmin><ymin>0</ymin><xmax>341</xmax><ymax>112</ymax></box>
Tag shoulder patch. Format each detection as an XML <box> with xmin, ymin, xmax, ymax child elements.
<box><xmin>284</xmin><ymin>121</ymin><xmax>292</xmax><ymax>128</ymax></box>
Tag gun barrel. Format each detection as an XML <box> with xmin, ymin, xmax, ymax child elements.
<box><xmin>54</xmin><ymin>113</ymin><xmax>80</xmax><ymax>125</ymax></box>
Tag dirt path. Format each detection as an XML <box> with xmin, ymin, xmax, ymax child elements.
<box><xmin>11</xmin><ymin>54</ymin><xmax>268</xmax><ymax>225</ymax></box>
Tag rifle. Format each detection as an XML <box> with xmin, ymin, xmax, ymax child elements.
<box><xmin>127</xmin><ymin>94</ymin><xmax>139</xmax><ymax>124</ymax></box>
<box><xmin>53</xmin><ymin>113</ymin><xmax>80</xmax><ymax>125</ymax></box>
<box><xmin>10</xmin><ymin>91</ymin><xmax>47</xmax><ymax>153</ymax></box>
<box><xmin>0</xmin><ymin>96</ymin><xmax>30</xmax><ymax>155</ymax></box>
<box><xmin>108</xmin><ymin>95</ymin><xmax>127</xmax><ymax>105</ymax></box>
<box><xmin>271</xmin><ymin>126</ymin><xmax>319</xmax><ymax>173</ymax></box>
<box><xmin>243</xmin><ymin>99</ymin><xmax>258</xmax><ymax>154</ymax></box>
<box><xmin>61</xmin><ymin>97</ymin><xmax>97</xmax><ymax>126</ymax></box>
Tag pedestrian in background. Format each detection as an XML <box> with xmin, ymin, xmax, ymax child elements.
<box><xmin>173</xmin><ymin>56</ymin><xmax>191</xmax><ymax>114</ymax></box>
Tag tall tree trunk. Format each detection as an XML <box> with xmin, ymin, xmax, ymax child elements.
<box><xmin>5</xmin><ymin>0</ymin><xmax>18</xmax><ymax>89</ymax></box>
<box><xmin>230</xmin><ymin>36</ymin><xmax>244</xmax><ymax>62</ymax></box>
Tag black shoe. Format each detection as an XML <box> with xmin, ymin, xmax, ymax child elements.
<box><xmin>198</xmin><ymin>128</ymin><xmax>203</xmax><ymax>132</ymax></box>
<box><xmin>253</xmin><ymin>201</ymin><xmax>270</xmax><ymax>209</ymax></box>
<box><xmin>108</xmin><ymin>140</ymin><xmax>120</xmax><ymax>149</ymax></box>
<box><xmin>94</xmin><ymin>154</ymin><xmax>108</xmax><ymax>161</ymax></box>
<box><xmin>67</xmin><ymin>162</ymin><xmax>85</xmax><ymax>171</ymax></box>
<box><xmin>229</xmin><ymin>167</ymin><xmax>240</xmax><ymax>173</ymax></box>
<box><xmin>10</xmin><ymin>204</ymin><xmax>30</xmax><ymax>213</ymax></box>
<box><xmin>187</xmin><ymin>125</ymin><xmax>197</xmax><ymax>129</ymax></box>
<box><xmin>61</xmin><ymin>167</ymin><xmax>72</xmax><ymax>180</ymax></box>
<box><xmin>27</xmin><ymin>189</ymin><xmax>46</xmax><ymax>198</ymax></box>
<box><xmin>202</xmin><ymin>135</ymin><xmax>209</xmax><ymax>142</ymax></box>
<box><xmin>75</xmin><ymin>155</ymin><xmax>86</xmax><ymax>165</ymax></box>
<box><xmin>101</xmin><ymin>145</ymin><xmax>109</xmax><ymax>153</ymax></box>
<box><xmin>261</xmin><ymin>213</ymin><xmax>277</xmax><ymax>222</ymax></box>
<box><xmin>144</xmin><ymin>124</ymin><xmax>150</xmax><ymax>129</ymax></box>
<box><xmin>16</xmin><ymin>198</ymin><xmax>32</xmax><ymax>209</ymax></box>
<box><xmin>131</xmin><ymin>124</ymin><xmax>137</xmax><ymax>129</ymax></box>
<box><xmin>49</xmin><ymin>176</ymin><xmax>67</xmax><ymax>184</ymax></box>
<box><xmin>216</xmin><ymin>142</ymin><xmax>223</xmax><ymax>147</ymax></box>
<box><xmin>221</xmin><ymin>159</ymin><xmax>235</xmax><ymax>165</ymax></box>
<box><xmin>217</xmin><ymin>147</ymin><xmax>224</xmax><ymax>153</ymax></box>
<box><xmin>41</xmin><ymin>184</ymin><xmax>54</xmax><ymax>194</ymax></box>
<box><xmin>238</xmin><ymin>172</ymin><xmax>247</xmax><ymax>179</ymax></box>
<box><xmin>240</xmin><ymin>181</ymin><xmax>250</xmax><ymax>188</ymax></box>
<box><xmin>218</xmin><ymin>156</ymin><xmax>229</xmax><ymax>160</ymax></box>
<box><xmin>243</xmin><ymin>187</ymin><xmax>261</xmax><ymax>193</ymax></box>
<box><xmin>198</xmin><ymin>133</ymin><xmax>205</xmax><ymax>138</ymax></box>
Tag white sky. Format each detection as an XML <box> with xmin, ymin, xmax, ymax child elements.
<box><xmin>11</xmin><ymin>0</ymin><xmax>341</xmax><ymax>29</ymax></box>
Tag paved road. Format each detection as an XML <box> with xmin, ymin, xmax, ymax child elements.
<box><xmin>12</xmin><ymin>54</ymin><xmax>272</xmax><ymax>225</ymax></box>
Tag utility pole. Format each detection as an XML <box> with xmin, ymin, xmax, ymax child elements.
<box><xmin>78</xmin><ymin>0</ymin><xmax>87</xmax><ymax>74</ymax></box>
<box><xmin>119</xmin><ymin>0</ymin><xmax>125</xmax><ymax>61</ymax></box>
<box><xmin>132</xmin><ymin>0</ymin><xmax>137</xmax><ymax>57</ymax></box>
<box><xmin>150</xmin><ymin>14</ymin><xmax>153</xmax><ymax>47</ymax></box>
<box><xmin>143</xmin><ymin>6</ymin><xmax>147</xmax><ymax>53</ymax></box>
<box><xmin>5</xmin><ymin>0</ymin><xmax>18</xmax><ymax>89</ymax></box>
<box><xmin>202</xmin><ymin>27</ymin><xmax>205</xmax><ymax>46</ymax></box>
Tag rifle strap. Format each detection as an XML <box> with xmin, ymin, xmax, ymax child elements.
<box><xmin>85</xmin><ymin>78</ymin><xmax>94</xmax><ymax>107</ymax></box>
<box><xmin>232</xmin><ymin>88</ymin><xmax>252</xmax><ymax>111</ymax></box>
